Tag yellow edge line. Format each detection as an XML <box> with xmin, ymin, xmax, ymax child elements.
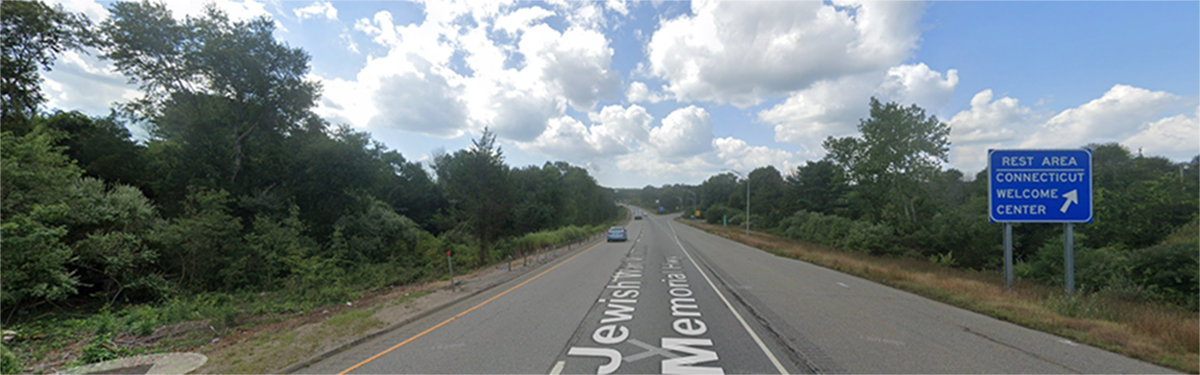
<box><xmin>337</xmin><ymin>240</ymin><xmax>604</xmax><ymax>375</ymax></box>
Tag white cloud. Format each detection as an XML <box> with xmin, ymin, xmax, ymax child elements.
<box><xmin>1123</xmin><ymin>113</ymin><xmax>1200</xmax><ymax>161</ymax></box>
<box><xmin>626</xmin><ymin>81</ymin><xmax>665</xmax><ymax>104</ymax></box>
<box><xmin>647</xmin><ymin>0</ymin><xmax>925</xmax><ymax>107</ymax></box>
<box><xmin>614</xmin><ymin>143</ymin><xmax>714</xmax><ymax>181</ymax></box>
<box><xmin>948</xmin><ymin>90</ymin><xmax>1034</xmax><ymax>145</ymax></box>
<box><xmin>945</xmin><ymin>90</ymin><xmax>1038</xmax><ymax>173</ymax></box>
<box><xmin>494</xmin><ymin>6</ymin><xmax>554</xmax><ymax>35</ymax></box>
<box><xmin>521</xmin><ymin>103</ymin><xmax>798</xmax><ymax>184</ymax></box>
<box><xmin>368</xmin><ymin>72</ymin><xmax>469</xmax><ymax>138</ymax></box>
<box><xmin>518</xmin><ymin>104</ymin><xmax>651</xmax><ymax>161</ymax></box>
<box><xmin>326</xmin><ymin>4</ymin><xmax>621</xmax><ymax>143</ymax></box>
<box><xmin>713</xmin><ymin>137</ymin><xmax>795</xmax><ymax>173</ymax></box>
<box><xmin>41</xmin><ymin>49</ymin><xmax>140</xmax><ymax>116</ymax></box>
<box><xmin>650</xmin><ymin>106</ymin><xmax>714</xmax><ymax>159</ymax></box>
<box><xmin>943</xmin><ymin>85</ymin><xmax>1197</xmax><ymax>175</ymax></box>
<box><xmin>519</xmin><ymin>116</ymin><xmax>595</xmax><ymax>159</ymax></box>
<box><xmin>760</xmin><ymin>63</ymin><xmax>959</xmax><ymax>160</ymax></box>
<box><xmin>340</xmin><ymin>29</ymin><xmax>359</xmax><ymax>54</ymax></box>
<box><xmin>294</xmin><ymin>1</ymin><xmax>337</xmax><ymax>21</ymax></box>
<box><xmin>518</xmin><ymin>25</ymin><xmax>621</xmax><ymax>112</ymax></box>
<box><xmin>587</xmin><ymin>104</ymin><xmax>653</xmax><ymax>153</ymax></box>
<box><xmin>877</xmin><ymin>63</ymin><xmax>959</xmax><ymax>111</ymax></box>
<box><xmin>606</xmin><ymin>0</ymin><xmax>630</xmax><ymax>16</ymax></box>
<box><xmin>1022</xmin><ymin>84</ymin><xmax>1184</xmax><ymax>148</ymax></box>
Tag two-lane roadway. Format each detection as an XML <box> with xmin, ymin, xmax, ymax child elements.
<box><xmin>295</xmin><ymin>207</ymin><xmax>1175</xmax><ymax>374</ymax></box>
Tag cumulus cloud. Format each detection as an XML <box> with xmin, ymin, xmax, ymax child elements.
<box><xmin>587</xmin><ymin>104</ymin><xmax>653</xmax><ymax>153</ymax></box>
<box><xmin>760</xmin><ymin>63</ymin><xmax>959</xmax><ymax>160</ymax></box>
<box><xmin>1122</xmin><ymin>113</ymin><xmax>1200</xmax><ymax>160</ymax></box>
<box><xmin>40</xmin><ymin>49</ymin><xmax>139</xmax><ymax>117</ymax></box>
<box><xmin>948</xmin><ymin>90</ymin><xmax>1032</xmax><ymax>145</ymax></box>
<box><xmin>367</xmin><ymin>72</ymin><xmax>469</xmax><ymax>138</ymax></box>
<box><xmin>320</xmin><ymin>4</ymin><xmax>622</xmax><ymax>143</ymax></box>
<box><xmin>943</xmin><ymin>85</ymin><xmax>1197</xmax><ymax>175</ymax></box>
<box><xmin>713</xmin><ymin>137</ymin><xmax>795</xmax><ymax>173</ymax></box>
<box><xmin>647</xmin><ymin>0</ymin><xmax>925</xmax><ymax>107</ymax></box>
<box><xmin>626</xmin><ymin>81</ymin><xmax>665</xmax><ymax>104</ymax></box>
<box><xmin>517</xmin><ymin>105</ymin><xmax>652</xmax><ymax>160</ymax></box>
<box><xmin>519</xmin><ymin>25</ymin><xmax>622</xmax><ymax>112</ymax></box>
<box><xmin>494</xmin><ymin>6</ymin><xmax>554</xmax><ymax>35</ymax></box>
<box><xmin>605</xmin><ymin>0</ymin><xmax>630</xmax><ymax>16</ymax></box>
<box><xmin>1022</xmin><ymin>84</ymin><xmax>1184</xmax><ymax>148</ymax></box>
<box><xmin>650</xmin><ymin>106</ymin><xmax>715</xmax><ymax>159</ymax></box>
<box><xmin>944</xmin><ymin>89</ymin><xmax>1040</xmax><ymax>173</ymax></box>
<box><xmin>294</xmin><ymin>1</ymin><xmax>337</xmax><ymax>21</ymax></box>
<box><xmin>518</xmin><ymin>103</ymin><xmax>796</xmax><ymax>183</ymax></box>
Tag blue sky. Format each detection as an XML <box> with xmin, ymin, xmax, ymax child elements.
<box><xmin>45</xmin><ymin>0</ymin><xmax>1199</xmax><ymax>188</ymax></box>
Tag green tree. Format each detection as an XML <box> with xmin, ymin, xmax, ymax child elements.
<box><xmin>435</xmin><ymin>129</ymin><xmax>512</xmax><ymax>265</ymax></box>
<box><xmin>786</xmin><ymin>160</ymin><xmax>848</xmax><ymax>216</ymax></box>
<box><xmin>823</xmin><ymin>97</ymin><xmax>950</xmax><ymax>230</ymax></box>
<box><xmin>99</xmin><ymin>1</ymin><xmax>320</xmax><ymax>209</ymax></box>
<box><xmin>150</xmin><ymin>188</ymin><xmax>244</xmax><ymax>291</ymax></box>
<box><xmin>1</xmin><ymin>0</ymin><xmax>89</xmax><ymax>132</ymax></box>
<box><xmin>1</xmin><ymin>126</ymin><xmax>163</xmax><ymax>310</ymax></box>
<box><xmin>1082</xmin><ymin>143</ymin><xmax>1198</xmax><ymax>249</ymax></box>
<box><xmin>1</xmin><ymin>129</ymin><xmax>79</xmax><ymax>310</ymax></box>
<box><xmin>699</xmin><ymin>173</ymin><xmax>737</xmax><ymax>211</ymax></box>
<box><xmin>41</xmin><ymin>111</ymin><xmax>148</xmax><ymax>190</ymax></box>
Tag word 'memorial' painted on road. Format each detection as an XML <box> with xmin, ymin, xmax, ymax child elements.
<box><xmin>660</xmin><ymin>255</ymin><xmax>723</xmax><ymax>375</ymax></box>
<box><xmin>989</xmin><ymin>149</ymin><xmax>1093</xmax><ymax>223</ymax></box>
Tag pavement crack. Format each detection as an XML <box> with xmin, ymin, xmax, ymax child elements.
<box><xmin>959</xmin><ymin>326</ymin><xmax>1082</xmax><ymax>374</ymax></box>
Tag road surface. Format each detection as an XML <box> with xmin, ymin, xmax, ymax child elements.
<box><xmin>294</xmin><ymin>208</ymin><xmax>1175</xmax><ymax>374</ymax></box>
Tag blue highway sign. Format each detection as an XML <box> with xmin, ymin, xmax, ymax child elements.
<box><xmin>988</xmin><ymin>149</ymin><xmax>1092</xmax><ymax>223</ymax></box>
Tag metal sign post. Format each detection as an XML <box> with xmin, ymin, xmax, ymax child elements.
<box><xmin>989</xmin><ymin>149</ymin><xmax>1092</xmax><ymax>296</ymax></box>
<box><xmin>447</xmin><ymin>251</ymin><xmax>454</xmax><ymax>289</ymax></box>
<box><xmin>1004</xmin><ymin>223</ymin><xmax>1013</xmax><ymax>289</ymax></box>
<box><xmin>1065</xmin><ymin>223</ymin><xmax>1075</xmax><ymax>296</ymax></box>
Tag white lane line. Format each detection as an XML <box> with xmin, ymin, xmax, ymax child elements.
<box><xmin>667</xmin><ymin>221</ymin><xmax>789</xmax><ymax>375</ymax></box>
<box><xmin>549</xmin><ymin>360</ymin><xmax>565</xmax><ymax>375</ymax></box>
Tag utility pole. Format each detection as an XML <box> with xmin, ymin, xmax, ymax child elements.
<box><xmin>725</xmin><ymin>169</ymin><xmax>750</xmax><ymax>237</ymax></box>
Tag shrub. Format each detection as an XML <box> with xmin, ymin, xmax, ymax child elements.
<box><xmin>1</xmin><ymin>344</ymin><xmax>21</xmax><ymax>374</ymax></box>
<box><xmin>703</xmin><ymin>204</ymin><xmax>738</xmax><ymax>225</ymax></box>
<box><xmin>841</xmin><ymin>221</ymin><xmax>896</xmax><ymax>256</ymax></box>
<box><xmin>1127</xmin><ymin>242</ymin><xmax>1199</xmax><ymax>309</ymax></box>
<box><xmin>1017</xmin><ymin>233</ymin><xmax>1133</xmax><ymax>294</ymax></box>
<box><xmin>779</xmin><ymin>210</ymin><xmax>897</xmax><ymax>256</ymax></box>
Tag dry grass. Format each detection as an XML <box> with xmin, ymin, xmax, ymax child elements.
<box><xmin>683</xmin><ymin>220</ymin><xmax>1200</xmax><ymax>373</ymax></box>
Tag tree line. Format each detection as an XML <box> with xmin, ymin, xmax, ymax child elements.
<box><xmin>623</xmin><ymin>98</ymin><xmax>1198</xmax><ymax>310</ymax></box>
<box><xmin>1</xmin><ymin>0</ymin><xmax>619</xmax><ymax>320</ymax></box>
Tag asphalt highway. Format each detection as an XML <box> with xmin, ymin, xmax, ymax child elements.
<box><xmin>294</xmin><ymin>207</ymin><xmax>1176</xmax><ymax>374</ymax></box>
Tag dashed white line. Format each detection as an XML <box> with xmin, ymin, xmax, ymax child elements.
<box><xmin>549</xmin><ymin>360</ymin><xmax>565</xmax><ymax>375</ymax></box>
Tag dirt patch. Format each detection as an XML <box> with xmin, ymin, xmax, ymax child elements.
<box><xmin>192</xmin><ymin>282</ymin><xmax>445</xmax><ymax>374</ymax></box>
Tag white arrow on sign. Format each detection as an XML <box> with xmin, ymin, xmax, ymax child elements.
<box><xmin>1060</xmin><ymin>190</ymin><xmax>1078</xmax><ymax>213</ymax></box>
